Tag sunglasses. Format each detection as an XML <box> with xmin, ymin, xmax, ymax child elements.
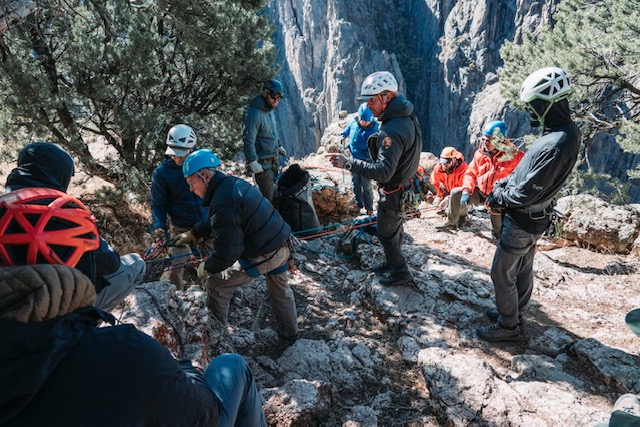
<box><xmin>268</xmin><ymin>92</ymin><xmax>283</xmax><ymax>100</ymax></box>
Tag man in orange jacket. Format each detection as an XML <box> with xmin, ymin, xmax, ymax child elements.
<box><xmin>429</xmin><ymin>146</ymin><xmax>467</xmax><ymax>212</ymax></box>
<box><xmin>439</xmin><ymin>120</ymin><xmax>524</xmax><ymax>239</ymax></box>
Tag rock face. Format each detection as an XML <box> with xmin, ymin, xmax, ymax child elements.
<box><xmin>118</xmin><ymin>177</ymin><xmax>640</xmax><ymax>425</ymax></box>
<box><xmin>267</xmin><ymin>0</ymin><xmax>640</xmax><ymax>201</ymax></box>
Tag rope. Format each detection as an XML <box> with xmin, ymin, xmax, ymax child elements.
<box><xmin>135</xmin><ymin>286</ymin><xmax>185</xmax><ymax>358</ymax></box>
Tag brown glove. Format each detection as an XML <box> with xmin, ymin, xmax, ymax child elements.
<box><xmin>173</xmin><ymin>230</ymin><xmax>195</xmax><ymax>246</ymax></box>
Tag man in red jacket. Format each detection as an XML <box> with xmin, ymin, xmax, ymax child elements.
<box><xmin>429</xmin><ymin>146</ymin><xmax>467</xmax><ymax>212</ymax></box>
<box><xmin>439</xmin><ymin>120</ymin><xmax>524</xmax><ymax>239</ymax></box>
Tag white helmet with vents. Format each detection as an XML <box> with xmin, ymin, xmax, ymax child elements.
<box><xmin>165</xmin><ymin>124</ymin><xmax>197</xmax><ymax>157</ymax></box>
<box><xmin>357</xmin><ymin>71</ymin><xmax>398</xmax><ymax>100</ymax></box>
<box><xmin>519</xmin><ymin>67</ymin><xmax>571</xmax><ymax>103</ymax></box>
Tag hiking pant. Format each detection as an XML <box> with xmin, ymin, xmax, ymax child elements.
<box><xmin>377</xmin><ymin>189</ymin><xmax>408</xmax><ymax>271</ymax></box>
<box><xmin>254</xmin><ymin>157</ymin><xmax>279</xmax><ymax>202</ymax></box>
<box><xmin>161</xmin><ymin>225</ymin><xmax>213</xmax><ymax>290</ymax></box>
<box><xmin>206</xmin><ymin>245</ymin><xmax>298</xmax><ymax>338</ymax></box>
<box><xmin>96</xmin><ymin>253</ymin><xmax>146</xmax><ymax>312</ymax></box>
<box><xmin>448</xmin><ymin>187</ymin><xmax>502</xmax><ymax>238</ymax></box>
<box><xmin>351</xmin><ymin>171</ymin><xmax>374</xmax><ymax>212</ymax></box>
<box><xmin>204</xmin><ymin>353</ymin><xmax>267</xmax><ymax>427</ymax></box>
<box><xmin>490</xmin><ymin>215</ymin><xmax>542</xmax><ymax>328</ymax></box>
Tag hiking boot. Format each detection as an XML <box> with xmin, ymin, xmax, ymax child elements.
<box><xmin>379</xmin><ymin>269</ymin><xmax>413</xmax><ymax>286</ymax></box>
<box><xmin>476</xmin><ymin>323</ymin><xmax>521</xmax><ymax>342</ymax></box>
<box><xmin>371</xmin><ymin>262</ymin><xmax>391</xmax><ymax>275</ymax></box>
<box><xmin>280</xmin><ymin>333</ymin><xmax>299</xmax><ymax>347</ymax></box>
<box><xmin>486</xmin><ymin>308</ymin><xmax>523</xmax><ymax>325</ymax></box>
<box><xmin>436</xmin><ymin>222</ymin><xmax>456</xmax><ymax>232</ymax></box>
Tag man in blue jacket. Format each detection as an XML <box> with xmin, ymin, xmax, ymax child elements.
<box><xmin>0</xmin><ymin>188</ymin><xmax>266</xmax><ymax>427</ymax></box>
<box><xmin>243</xmin><ymin>79</ymin><xmax>287</xmax><ymax>201</ymax></box>
<box><xmin>151</xmin><ymin>124</ymin><xmax>210</xmax><ymax>289</ymax></box>
<box><xmin>177</xmin><ymin>149</ymin><xmax>298</xmax><ymax>343</ymax></box>
<box><xmin>341</xmin><ymin>103</ymin><xmax>379</xmax><ymax>215</ymax></box>
<box><xmin>5</xmin><ymin>142</ymin><xmax>145</xmax><ymax>311</ymax></box>
<box><xmin>477</xmin><ymin>67</ymin><xmax>580</xmax><ymax>342</ymax></box>
<box><xmin>328</xmin><ymin>71</ymin><xmax>422</xmax><ymax>286</ymax></box>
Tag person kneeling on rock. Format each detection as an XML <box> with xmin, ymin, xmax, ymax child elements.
<box><xmin>0</xmin><ymin>188</ymin><xmax>266</xmax><ymax>427</ymax></box>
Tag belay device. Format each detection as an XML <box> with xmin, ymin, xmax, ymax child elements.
<box><xmin>273</xmin><ymin>163</ymin><xmax>321</xmax><ymax>238</ymax></box>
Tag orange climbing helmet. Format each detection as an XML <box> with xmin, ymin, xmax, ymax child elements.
<box><xmin>0</xmin><ymin>188</ymin><xmax>100</xmax><ymax>267</ymax></box>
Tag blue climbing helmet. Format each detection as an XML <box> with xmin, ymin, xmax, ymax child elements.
<box><xmin>358</xmin><ymin>103</ymin><xmax>374</xmax><ymax>123</ymax></box>
<box><xmin>482</xmin><ymin>120</ymin><xmax>507</xmax><ymax>139</ymax></box>
<box><xmin>263</xmin><ymin>79</ymin><xmax>284</xmax><ymax>98</ymax></box>
<box><xmin>182</xmin><ymin>149</ymin><xmax>221</xmax><ymax>178</ymax></box>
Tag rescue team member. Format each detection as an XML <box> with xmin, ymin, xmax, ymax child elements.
<box><xmin>327</xmin><ymin>71</ymin><xmax>422</xmax><ymax>286</ymax></box>
<box><xmin>477</xmin><ymin>67</ymin><xmax>580</xmax><ymax>341</ymax></box>
<box><xmin>441</xmin><ymin>120</ymin><xmax>524</xmax><ymax>239</ymax></box>
<box><xmin>429</xmin><ymin>146</ymin><xmax>467</xmax><ymax>213</ymax></box>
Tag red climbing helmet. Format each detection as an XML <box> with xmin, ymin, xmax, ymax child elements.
<box><xmin>0</xmin><ymin>188</ymin><xmax>100</xmax><ymax>267</ymax></box>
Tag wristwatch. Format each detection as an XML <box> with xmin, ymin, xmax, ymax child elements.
<box><xmin>344</xmin><ymin>161</ymin><xmax>353</xmax><ymax>171</ymax></box>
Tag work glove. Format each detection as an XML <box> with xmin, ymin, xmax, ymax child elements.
<box><xmin>278</xmin><ymin>146</ymin><xmax>287</xmax><ymax>157</ymax></box>
<box><xmin>432</xmin><ymin>196</ymin><xmax>442</xmax><ymax>207</ymax></box>
<box><xmin>173</xmin><ymin>230</ymin><xmax>196</xmax><ymax>246</ymax></box>
<box><xmin>197</xmin><ymin>261</ymin><xmax>208</xmax><ymax>280</ymax></box>
<box><xmin>248</xmin><ymin>160</ymin><xmax>264</xmax><ymax>174</ymax></box>
<box><xmin>153</xmin><ymin>228</ymin><xmax>167</xmax><ymax>242</ymax></box>
<box><xmin>460</xmin><ymin>190</ymin><xmax>470</xmax><ymax>206</ymax></box>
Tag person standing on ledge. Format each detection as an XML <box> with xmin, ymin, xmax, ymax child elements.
<box><xmin>327</xmin><ymin>71</ymin><xmax>422</xmax><ymax>286</ymax></box>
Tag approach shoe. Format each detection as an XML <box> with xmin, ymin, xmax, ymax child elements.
<box><xmin>379</xmin><ymin>269</ymin><xmax>413</xmax><ymax>286</ymax></box>
<box><xmin>486</xmin><ymin>308</ymin><xmax>523</xmax><ymax>325</ymax></box>
<box><xmin>614</xmin><ymin>393</ymin><xmax>640</xmax><ymax>415</ymax></box>
<box><xmin>476</xmin><ymin>322</ymin><xmax>521</xmax><ymax>342</ymax></box>
<box><xmin>371</xmin><ymin>262</ymin><xmax>391</xmax><ymax>275</ymax></box>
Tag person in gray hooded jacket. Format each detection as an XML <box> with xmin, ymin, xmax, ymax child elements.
<box><xmin>243</xmin><ymin>79</ymin><xmax>287</xmax><ymax>201</ymax></box>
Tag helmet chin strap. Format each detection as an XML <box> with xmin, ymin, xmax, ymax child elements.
<box><xmin>528</xmin><ymin>99</ymin><xmax>558</xmax><ymax>128</ymax></box>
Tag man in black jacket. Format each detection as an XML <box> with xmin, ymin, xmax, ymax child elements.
<box><xmin>177</xmin><ymin>149</ymin><xmax>298</xmax><ymax>342</ymax></box>
<box><xmin>328</xmin><ymin>71</ymin><xmax>422</xmax><ymax>286</ymax></box>
<box><xmin>477</xmin><ymin>67</ymin><xmax>580</xmax><ymax>341</ymax></box>
<box><xmin>5</xmin><ymin>142</ymin><xmax>145</xmax><ymax>311</ymax></box>
<box><xmin>0</xmin><ymin>188</ymin><xmax>266</xmax><ymax>426</ymax></box>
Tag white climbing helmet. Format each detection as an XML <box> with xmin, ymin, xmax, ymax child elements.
<box><xmin>519</xmin><ymin>67</ymin><xmax>572</xmax><ymax>103</ymax></box>
<box><xmin>165</xmin><ymin>124</ymin><xmax>197</xmax><ymax>157</ymax></box>
<box><xmin>357</xmin><ymin>71</ymin><xmax>398</xmax><ymax>100</ymax></box>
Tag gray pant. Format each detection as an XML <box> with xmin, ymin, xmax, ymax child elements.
<box><xmin>448</xmin><ymin>187</ymin><xmax>502</xmax><ymax>238</ymax></box>
<box><xmin>490</xmin><ymin>215</ymin><xmax>542</xmax><ymax>327</ymax></box>
<box><xmin>95</xmin><ymin>253</ymin><xmax>146</xmax><ymax>312</ymax></box>
<box><xmin>351</xmin><ymin>172</ymin><xmax>374</xmax><ymax>212</ymax></box>
<box><xmin>206</xmin><ymin>246</ymin><xmax>298</xmax><ymax>338</ymax></box>
<box><xmin>254</xmin><ymin>158</ymin><xmax>279</xmax><ymax>202</ymax></box>
<box><xmin>377</xmin><ymin>189</ymin><xmax>407</xmax><ymax>270</ymax></box>
<box><xmin>161</xmin><ymin>225</ymin><xmax>213</xmax><ymax>290</ymax></box>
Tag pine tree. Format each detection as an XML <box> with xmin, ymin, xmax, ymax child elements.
<box><xmin>500</xmin><ymin>0</ymin><xmax>640</xmax><ymax>180</ymax></box>
<box><xmin>0</xmin><ymin>0</ymin><xmax>276</xmax><ymax>195</ymax></box>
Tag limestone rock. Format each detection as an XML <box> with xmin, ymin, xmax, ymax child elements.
<box><xmin>556</xmin><ymin>195</ymin><xmax>640</xmax><ymax>254</ymax></box>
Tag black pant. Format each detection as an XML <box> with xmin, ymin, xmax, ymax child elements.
<box><xmin>377</xmin><ymin>189</ymin><xmax>407</xmax><ymax>270</ymax></box>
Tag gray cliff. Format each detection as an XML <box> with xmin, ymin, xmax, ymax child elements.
<box><xmin>267</xmin><ymin>0</ymin><xmax>640</xmax><ymax>201</ymax></box>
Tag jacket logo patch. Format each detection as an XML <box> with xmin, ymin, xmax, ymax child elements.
<box><xmin>382</xmin><ymin>137</ymin><xmax>393</xmax><ymax>149</ymax></box>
